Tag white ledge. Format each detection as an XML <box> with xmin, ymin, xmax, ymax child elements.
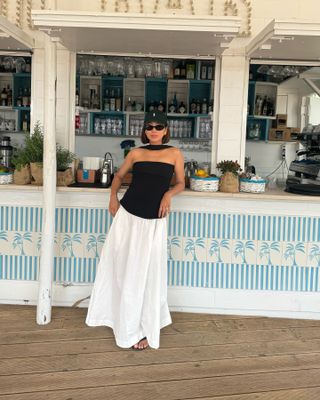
<box><xmin>31</xmin><ymin>10</ymin><xmax>241</xmax><ymax>33</ymax></box>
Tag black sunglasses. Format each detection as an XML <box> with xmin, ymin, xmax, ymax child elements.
<box><xmin>145</xmin><ymin>124</ymin><xmax>166</xmax><ymax>131</ymax></box>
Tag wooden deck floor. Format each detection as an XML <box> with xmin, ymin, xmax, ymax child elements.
<box><xmin>1</xmin><ymin>305</ymin><xmax>320</xmax><ymax>399</ymax></box>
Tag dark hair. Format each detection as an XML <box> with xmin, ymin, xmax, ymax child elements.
<box><xmin>141</xmin><ymin>125</ymin><xmax>170</xmax><ymax>144</ymax></box>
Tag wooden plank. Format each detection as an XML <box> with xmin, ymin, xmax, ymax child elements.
<box><xmin>2</xmin><ymin>340</ymin><xmax>320</xmax><ymax>376</ymax></box>
<box><xmin>187</xmin><ymin>387</ymin><xmax>320</xmax><ymax>399</ymax></box>
<box><xmin>2</xmin><ymin>352</ymin><xmax>320</xmax><ymax>394</ymax></box>
<box><xmin>1</xmin><ymin>369</ymin><xmax>320</xmax><ymax>400</ymax></box>
<box><xmin>0</xmin><ymin>324</ymin><xmax>298</xmax><ymax>346</ymax></box>
<box><xmin>2</xmin><ymin>332</ymin><xmax>320</xmax><ymax>361</ymax></box>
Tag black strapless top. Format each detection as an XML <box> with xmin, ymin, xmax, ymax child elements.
<box><xmin>120</xmin><ymin>145</ymin><xmax>174</xmax><ymax>219</ymax></box>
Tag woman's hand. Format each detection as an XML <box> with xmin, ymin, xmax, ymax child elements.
<box><xmin>158</xmin><ymin>191</ymin><xmax>172</xmax><ymax>218</ymax></box>
<box><xmin>109</xmin><ymin>195</ymin><xmax>120</xmax><ymax>217</ymax></box>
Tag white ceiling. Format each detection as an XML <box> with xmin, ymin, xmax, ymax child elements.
<box><xmin>247</xmin><ymin>20</ymin><xmax>320</xmax><ymax>61</ymax></box>
<box><xmin>51</xmin><ymin>27</ymin><xmax>235</xmax><ymax>56</ymax></box>
<box><xmin>31</xmin><ymin>11</ymin><xmax>241</xmax><ymax>57</ymax></box>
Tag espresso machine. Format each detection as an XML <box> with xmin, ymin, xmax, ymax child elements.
<box><xmin>286</xmin><ymin>130</ymin><xmax>320</xmax><ymax>195</ymax></box>
<box><xmin>100</xmin><ymin>152</ymin><xmax>114</xmax><ymax>187</ymax></box>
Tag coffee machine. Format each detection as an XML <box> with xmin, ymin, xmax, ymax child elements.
<box><xmin>286</xmin><ymin>130</ymin><xmax>320</xmax><ymax>195</ymax></box>
<box><xmin>100</xmin><ymin>152</ymin><xmax>114</xmax><ymax>187</ymax></box>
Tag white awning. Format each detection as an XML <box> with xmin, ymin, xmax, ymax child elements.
<box><xmin>31</xmin><ymin>11</ymin><xmax>241</xmax><ymax>57</ymax></box>
<box><xmin>0</xmin><ymin>15</ymin><xmax>34</xmax><ymax>52</ymax></box>
<box><xmin>247</xmin><ymin>20</ymin><xmax>320</xmax><ymax>61</ymax></box>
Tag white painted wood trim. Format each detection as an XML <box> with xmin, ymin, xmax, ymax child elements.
<box><xmin>36</xmin><ymin>36</ymin><xmax>57</xmax><ymax>325</ymax></box>
<box><xmin>2</xmin><ymin>281</ymin><xmax>320</xmax><ymax>320</ymax></box>
<box><xmin>31</xmin><ymin>11</ymin><xmax>241</xmax><ymax>33</ymax></box>
<box><xmin>0</xmin><ymin>15</ymin><xmax>34</xmax><ymax>49</ymax></box>
<box><xmin>246</xmin><ymin>19</ymin><xmax>320</xmax><ymax>57</ymax></box>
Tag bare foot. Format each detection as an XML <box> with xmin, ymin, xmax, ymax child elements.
<box><xmin>132</xmin><ymin>337</ymin><xmax>149</xmax><ymax>350</ymax></box>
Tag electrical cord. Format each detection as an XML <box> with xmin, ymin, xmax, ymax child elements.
<box><xmin>265</xmin><ymin>160</ymin><xmax>285</xmax><ymax>178</ymax></box>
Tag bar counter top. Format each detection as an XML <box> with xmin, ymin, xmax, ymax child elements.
<box><xmin>1</xmin><ymin>183</ymin><xmax>320</xmax><ymax>202</ymax></box>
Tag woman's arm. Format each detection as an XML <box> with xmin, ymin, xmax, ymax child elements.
<box><xmin>158</xmin><ymin>148</ymin><xmax>185</xmax><ymax>218</ymax></box>
<box><xmin>109</xmin><ymin>150</ymin><xmax>136</xmax><ymax>216</ymax></box>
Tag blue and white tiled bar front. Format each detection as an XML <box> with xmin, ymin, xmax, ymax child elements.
<box><xmin>0</xmin><ymin>185</ymin><xmax>320</xmax><ymax>319</ymax></box>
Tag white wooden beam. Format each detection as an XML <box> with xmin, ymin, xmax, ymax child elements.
<box><xmin>31</xmin><ymin>10</ymin><xmax>241</xmax><ymax>33</ymax></box>
<box><xmin>37</xmin><ymin>35</ymin><xmax>57</xmax><ymax>325</ymax></box>
<box><xmin>0</xmin><ymin>15</ymin><xmax>34</xmax><ymax>49</ymax></box>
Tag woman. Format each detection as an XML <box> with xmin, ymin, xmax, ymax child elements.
<box><xmin>86</xmin><ymin>110</ymin><xmax>185</xmax><ymax>350</ymax></box>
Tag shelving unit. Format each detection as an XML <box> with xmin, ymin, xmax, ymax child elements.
<box><xmin>247</xmin><ymin>81</ymin><xmax>278</xmax><ymax>141</ymax></box>
<box><xmin>0</xmin><ymin>68</ymin><xmax>31</xmax><ymax>133</ymax></box>
<box><xmin>75</xmin><ymin>56</ymin><xmax>214</xmax><ymax>139</ymax></box>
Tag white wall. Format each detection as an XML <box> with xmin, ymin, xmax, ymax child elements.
<box><xmin>75</xmin><ymin>136</ymin><xmax>211</xmax><ymax>169</ymax></box>
<box><xmin>245</xmin><ymin>141</ymin><xmax>298</xmax><ymax>182</ymax></box>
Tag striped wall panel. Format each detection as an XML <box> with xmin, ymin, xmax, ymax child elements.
<box><xmin>1</xmin><ymin>206</ymin><xmax>319</xmax><ymax>292</ymax></box>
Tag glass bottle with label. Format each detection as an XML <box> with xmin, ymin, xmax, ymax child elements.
<box><xmin>201</xmin><ymin>98</ymin><xmax>208</xmax><ymax>114</ymax></box>
<box><xmin>104</xmin><ymin>89</ymin><xmax>110</xmax><ymax>111</ymax></box>
<box><xmin>109</xmin><ymin>89</ymin><xmax>115</xmax><ymax>111</ymax></box>
<box><xmin>174</xmin><ymin>63</ymin><xmax>180</xmax><ymax>79</ymax></box>
<box><xmin>75</xmin><ymin>87</ymin><xmax>79</xmax><ymax>106</ymax></box>
<box><xmin>180</xmin><ymin>61</ymin><xmax>186</xmax><ymax>79</ymax></box>
<box><xmin>22</xmin><ymin>114</ymin><xmax>28</xmax><ymax>132</ymax></box>
<box><xmin>115</xmin><ymin>88</ymin><xmax>122</xmax><ymax>112</ymax></box>
<box><xmin>1</xmin><ymin>87</ymin><xmax>7</xmax><ymax>106</ymax></box>
<box><xmin>190</xmin><ymin>98</ymin><xmax>196</xmax><ymax>114</ymax></box>
<box><xmin>201</xmin><ymin>64</ymin><xmax>207</xmax><ymax>80</ymax></box>
<box><xmin>22</xmin><ymin>88</ymin><xmax>29</xmax><ymax>107</ymax></box>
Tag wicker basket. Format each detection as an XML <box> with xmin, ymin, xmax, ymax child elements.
<box><xmin>190</xmin><ymin>175</ymin><xmax>219</xmax><ymax>192</ymax></box>
<box><xmin>0</xmin><ymin>172</ymin><xmax>13</xmax><ymax>184</ymax></box>
<box><xmin>240</xmin><ymin>178</ymin><xmax>266</xmax><ymax>193</ymax></box>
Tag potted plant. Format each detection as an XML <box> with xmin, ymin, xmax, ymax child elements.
<box><xmin>12</xmin><ymin>122</ymin><xmax>43</xmax><ymax>185</ymax></box>
<box><xmin>216</xmin><ymin>160</ymin><xmax>242</xmax><ymax>193</ymax></box>
<box><xmin>56</xmin><ymin>145</ymin><xmax>76</xmax><ymax>186</ymax></box>
<box><xmin>12</xmin><ymin>122</ymin><xmax>76</xmax><ymax>186</ymax></box>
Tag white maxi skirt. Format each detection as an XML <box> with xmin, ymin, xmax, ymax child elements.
<box><xmin>86</xmin><ymin>205</ymin><xmax>172</xmax><ymax>349</ymax></box>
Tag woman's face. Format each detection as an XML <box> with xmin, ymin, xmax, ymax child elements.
<box><xmin>145</xmin><ymin>122</ymin><xmax>167</xmax><ymax>145</ymax></box>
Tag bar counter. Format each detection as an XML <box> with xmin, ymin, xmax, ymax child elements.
<box><xmin>1</xmin><ymin>184</ymin><xmax>320</xmax><ymax>319</ymax></box>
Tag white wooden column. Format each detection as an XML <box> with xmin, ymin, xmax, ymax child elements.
<box><xmin>214</xmin><ymin>52</ymin><xmax>249</xmax><ymax>168</ymax></box>
<box><xmin>37</xmin><ymin>35</ymin><xmax>57</xmax><ymax>325</ymax></box>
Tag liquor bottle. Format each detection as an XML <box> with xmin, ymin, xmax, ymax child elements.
<box><xmin>109</xmin><ymin>89</ymin><xmax>115</xmax><ymax>111</ymax></box>
<box><xmin>25</xmin><ymin>59</ymin><xmax>31</xmax><ymax>73</ymax></box>
<box><xmin>201</xmin><ymin>98</ymin><xmax>208</xmax><ymax>114</ymax></box>
<box><xmin>255</xmin><ymin>95</ymin><xmax>263</xmax><ymax>115</ymax></box>
<box><xmin>22</xmin><ymin>114</ymin><xmax>28</xmax><ymax>132</ymax></box>
<box><xmin>7</xmin><ymin>85</ymin><xmax>12</xmax><ymax>107</ymax></box>
<box><xmin>186</xmin><ymin>63</ymin><xmax>195</xmax><ymax>79</ymax></box>
<box><xmin>173</xmin><ymin>93</ymin><xmax>178</xmax><ymax>112</ymax></box>
<box><xmin>104</xmin><ymin>89</ymin><xmax>110</xmax><ymax>111</ymax></box>
<box><xmin>115</xmin><ymin>88</ymin><xmax>122</xmax><ymax>112</ymax></box>
<box><xmin>207</xmin><ymin>64</ymin><xmax>213</xmax><ymax>80</ymax></box>
<box><xmin>1</xmin><ymin>87</ymin><xmax>7</xmax><ymax>106</ymax></box>
<box><xmin>126</xmin><ymin>97</ymin><xmax>133</xmax><ymax>112</ymax></box>
<box><xmin>262</xmin><ymin>96</ymin><xmax>268</xmax><ymax>116</ymax></box>
<box><xmin>180</xmin><ymin>61</ymin><xmax>186</xmax><ymax>79</ymax></box>
<box><xmin>157</xmin><ymin>100</ymin><xmax>165</xmax><ymax>112</ymax></box>
<box><xmin>27</xmin><ymin>88</ymin><xmax>31</xmax><ymax>107</ymax></box>
<box><xmin>148</xmin><ymin>101</ymin><xmax>155</xmax><ymax>112</ymax></box>
<box><xmin>173</xmin><ymin>63</ymin><xmax>180</xmax><ymax>79</ymax></box>
<box><xmin>196</xmin><ymin>99</ymin><xmax>201</xmax><ymax>114</ymax></box>
<box><xmin>22</xmin><ymin>88</ymin><xmax>29</xmax><ymax>107</ymax></box>
<box><xmin>75</xmin><ymin>87</ymin><xmax>79</xmax><ymax>106</ymax></box>
<box><xmin>268</xmin><ymin>98</ymin><xmax>274</xmax><ymax>116</ymax></box>
<box><xmin>178</xmin><ymin>101</ymin><xmax>186</xmax><ymax>114</ymax></box>
<box><xmin>190</xmin><ymin>98</ymin><xmax>197</xmax><ymax>114</ymax></box>
<box><xmin>16</xmin><ymin>88</ymin><xmax>23</xmax><ymax>107</ymax></box>
<box><xmin>201</xmin><ymin>64</ymin><xmax>207</xmax><ymax>80</ymax></box>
